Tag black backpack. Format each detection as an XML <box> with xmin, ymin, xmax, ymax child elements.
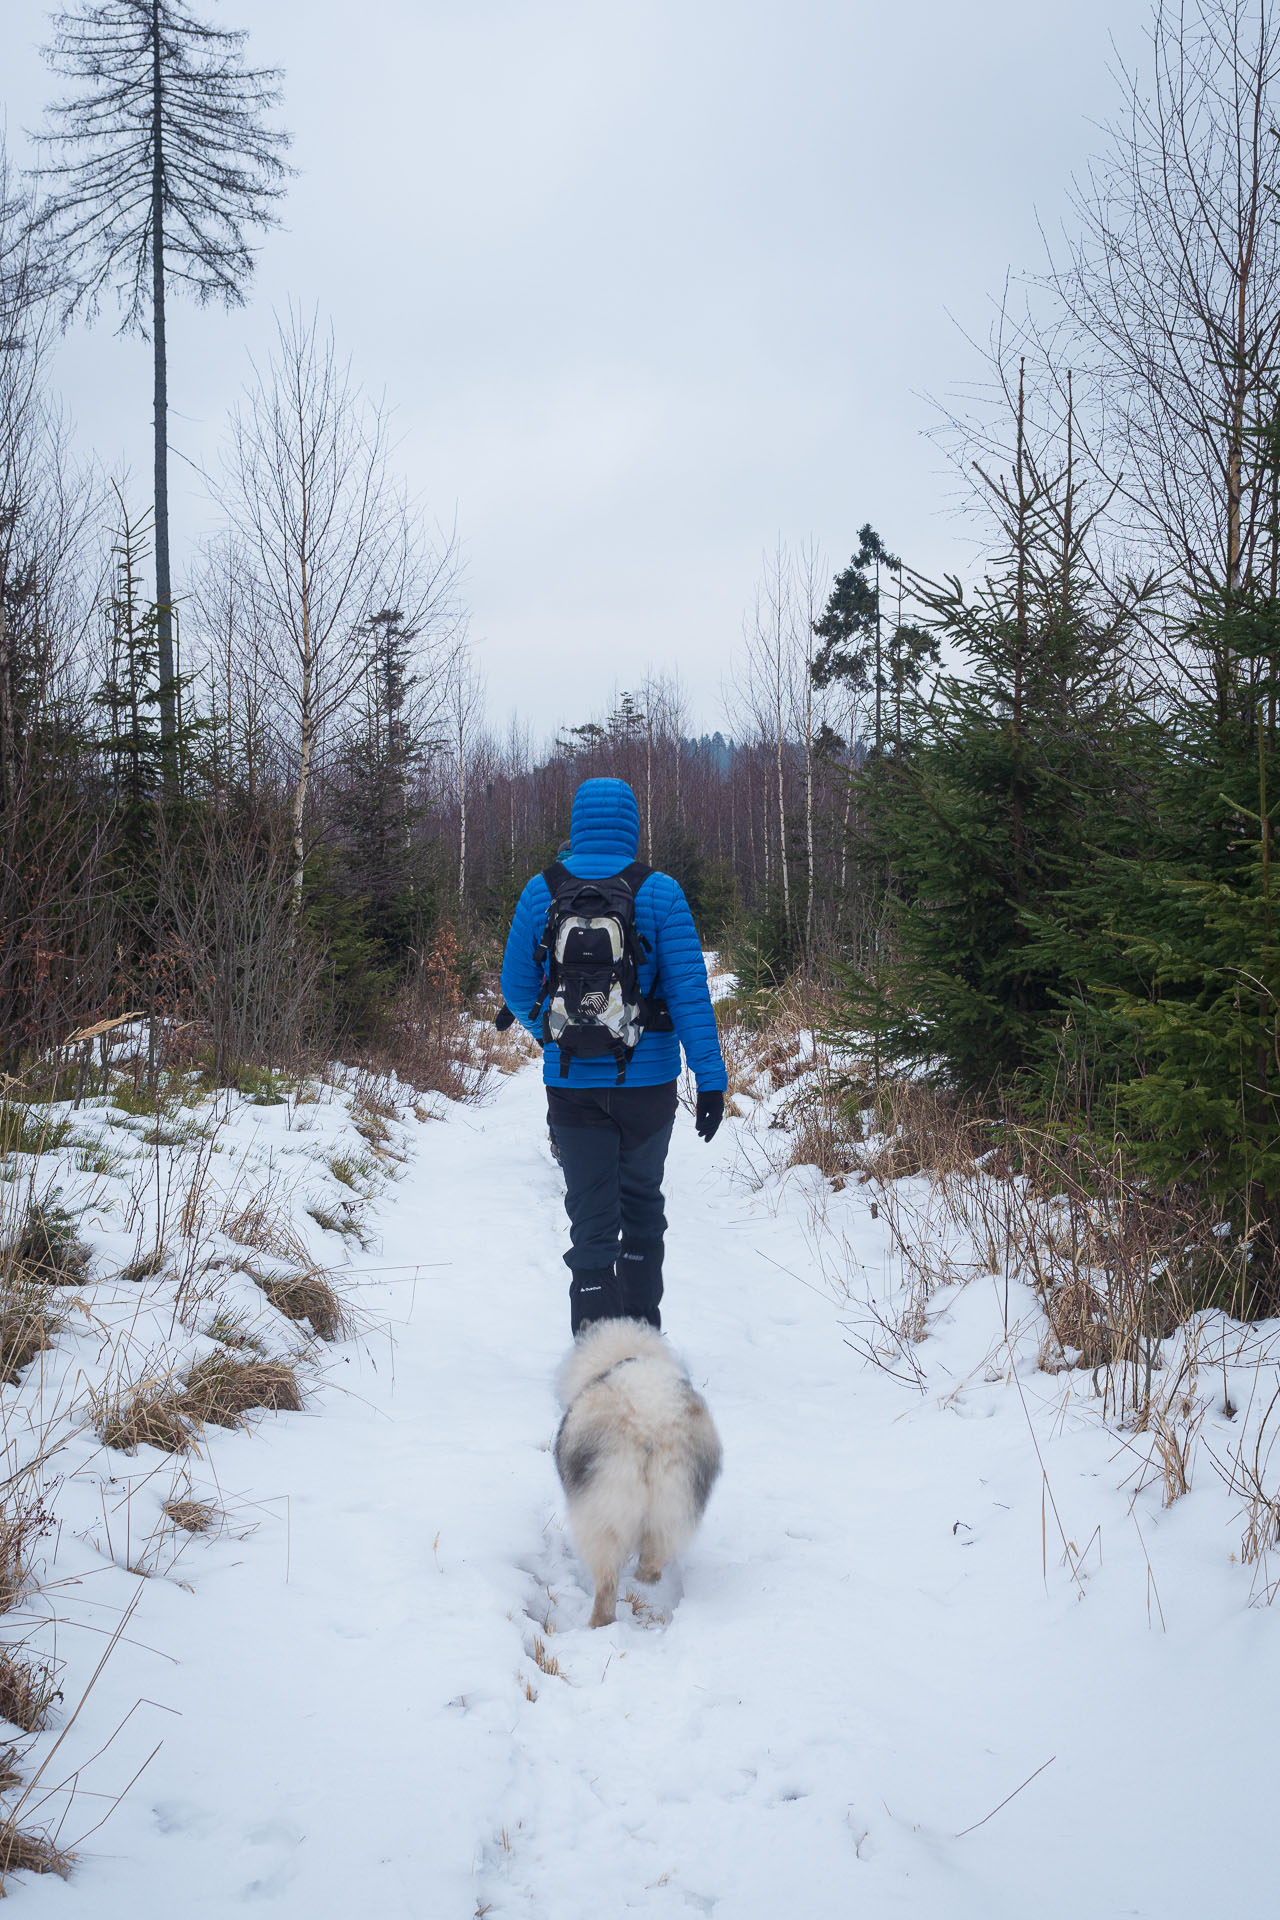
<box><xmin>529</xmin><ymin>862</ymin><xmax>672</xmax><ymax>1082</ymax></box>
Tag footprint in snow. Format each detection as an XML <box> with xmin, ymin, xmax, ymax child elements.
<box><xmin>517</xmin><ymin>1511</ymin><xmax>685</xmax><ymax>1639</ymax></box>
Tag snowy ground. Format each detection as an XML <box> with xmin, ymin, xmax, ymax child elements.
<box><xmin>6</xmin><ymin>1057</ymin><xmax>1278</xmax><ymax>1915</ymax></box>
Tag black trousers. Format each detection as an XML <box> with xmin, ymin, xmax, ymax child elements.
<box><xmin>548</xmin><ymin>1082</ymin><xmax>677</xmax><ymax>1328</ymax></box>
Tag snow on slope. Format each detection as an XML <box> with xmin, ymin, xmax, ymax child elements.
<box><xmin>8</xmin><ymin>1059</ymin><xmax>1277</xmax><ymax>1916</ymax></box>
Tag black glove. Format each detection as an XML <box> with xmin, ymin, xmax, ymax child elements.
<box><xmin>695</xmin><ymin>1091</ymin><xmax>725</xmax><ymax>1142</ymax></box>
<box><xmin>494</xmin><ymin>1004</ymin><xmax>516</xmax><ymax>1032</ymax></box>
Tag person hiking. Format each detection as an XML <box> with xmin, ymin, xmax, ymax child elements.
<box><xmin>500</xmin><ymin>776</ymin><xmax>727</xmax><ymax>1335</ymax></box>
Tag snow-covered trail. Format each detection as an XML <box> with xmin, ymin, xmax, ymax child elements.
<box><xmin>45</xmin><ymin>1061</ymin><xmax>1275</xmax><ymax>1918</ymax></box>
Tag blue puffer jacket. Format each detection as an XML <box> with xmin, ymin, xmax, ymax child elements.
<box><xmin>500</xmin><ymin>777</ymin><xmax>727</xmax><ymax>1090</ymax></box>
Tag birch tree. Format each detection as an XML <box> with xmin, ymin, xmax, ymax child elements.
<box><xmin>737</xmin><ymin>542</ymin><xmax>797</xmax><ymax>929</ymax></box>
<box><xmin>446</xmin><ymin>644</ymin><xmax>484</xmax><ymax>909</ymax></box>
<box><xmin>219</xmin><ymin>309</ymin><xmax>398</xmax><ymax>903</ymax></box>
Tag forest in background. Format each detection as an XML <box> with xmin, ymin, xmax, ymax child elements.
<box><xmin>6</xmin><ymin>1</ymin><xmax>1280</xmax><ymax>1309</ymax></box>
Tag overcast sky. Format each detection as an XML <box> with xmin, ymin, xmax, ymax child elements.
<box><xmin>3</xmin><ymin>0</ymin><xmax>1149</xmax><ymax>736</ymax></box>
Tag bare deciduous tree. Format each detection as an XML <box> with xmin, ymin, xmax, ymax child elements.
<box><xmin>1050</xmin><ymin>0</ymin><xmax>1280</xmax><ymax>640</ymax></box>
<box><xmin>735</xmin><ymin>542</ymin><xmax>799</xmax><ymax>929</ymax></box>
<box><xmin>218</xmin><ymin>309</ymin><xmax>427</xmax><ymax>903</ymax></box>
<box><xmin>446</xmin><ymin>645</ymin><xmax>484</xmax><ymax>907</ymax></box>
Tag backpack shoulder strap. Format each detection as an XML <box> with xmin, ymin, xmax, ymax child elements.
<box><xmin>542</xmin><ymin>861</ymin><xmax>571</xmax><ymax>895</ymax></box>
<box><xmin>618</xmin><ymin>861</ymin><xmax>653</xmax><ymax>894</ymax></box>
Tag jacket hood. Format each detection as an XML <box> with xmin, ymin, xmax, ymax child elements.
<box><xmin>569</xmin><ymin>777</ymin><xmax>640</xmax><ymax>864</ymax></box>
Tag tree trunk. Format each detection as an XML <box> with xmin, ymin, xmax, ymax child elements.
<box><xmin>458</xmin><ymin>741</ymin><xmax>467</xmax><ymax>906</ymax></box>
<box><xmin>0</xmin><ymin>599</ymin><xmax>13</xmax><ymax>813</ymax></box>
<box><xmin>645</xmin><ymin>714</ymin><xmax>653</xmax><ymax>861</ymax></box>
<box><xmin>873</xmin><ymin>559</ymin><xmax>882</xmax><ymax>757</ymax></box>
<box><xmin>774</xmin><ymin>689</ymin><xmax>790</xmax><ymax>926</ymax></box>
<box><xmin>838</xmin><ymin>707</ymin><xmax>856</xmax><ymax>914</ymax></box>
<box><xmin>151</xmin><ymin>2</ymin><xmax>177</xmax><ymax>754</ymax></box>
<box><xmin>804</xmin><ymin>729</ymin><xmax>814</xmax><ymax>954</ymax></box>
<box><xmin>291</xmin><ymin>688</ymin><xmax>313</xmax><ymax>908</ymax></box>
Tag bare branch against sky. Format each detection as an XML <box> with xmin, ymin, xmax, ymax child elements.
<box><xmin>4</xmin><ymin>0</ymin><xmax>1151</xmax><ymax>734</ymax></box>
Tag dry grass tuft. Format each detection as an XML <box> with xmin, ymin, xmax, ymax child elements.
<box><xmin>0</xmin><ymin>1819</ymin><xmax>74</xmax><ymax>1881</ymax></box>
<box><xmin>0</xmin><ymin>1645</ymin><xmax>58</xmax><ymax>1735</ymax></box>
<box><xmin>0</xmin><ymin>1495</ymin><xmax>52</xmax><ymax>1615</ymax></box>
<box><xmin>716</xmin><ymin>1019</ymin><xmax>765</xmax><ymax>1115</ymax></box>
<box><xmin>162</xmin><ymin>1497</ymin><xmax>219</xmax><ymax>1533</ymax></box>
<box><xmin>1040</xmin><ymin>1269</ymin><xmax>1116</xmax><ymax>1371</ymax></box>
<box><xmin>852</xmin><ymin>1079</ymin><xmax>981</xmax><ymax>1184</ymax></box>
<box><xmin>0</xmin><ymin>1281</ymin><xmax>58</xmax><ymax>1386</ymax></box>
<box><xmin>785</xmin><ymin>1082</ymin><xmax>860</xmax><ymax>1183</ymax></box>
<box><xmin>351</xmin><ymin>1080</ymin><xmax>400</xmax><ymax>1124</ymax></box>
<box><xmin>94</xmin><ymin>1379</ymin><xmax>194</xmax><ymax>1455</ymax></box>
<box><xmin>180</xmin><ymin>1353</ymin><xmax>303</xmax><ymax>1428</ymax></box>
<box><xmin>203</xmin><ymin>1307</ymin><xmax>267</xmax><ymax>1355</ymax></box>
<box><xmin>470</xmin><ymin>1013</ymin><xmax>537</xmax><ymax>1080</ymax></box>
<box><xmin>529</xmin><ymin>1633</ymin><xmax>562</xmax><ymax>1678</ymax></box>
<box><xmin>256</xmin><ymin>1270</ymin><xmax>348</xmax><ymax>1342</ymax></box>
<box><xmin>0</xmin><ymin>1745</ymin><xmax>21</xmax><ymax>1793</ymax></box>
<box><xmin>1135</xmin><ymin>1387</ymin><xmax>1206</xmax><ymax>1506</ymax></box>
<box><xmin>349</xmin><ymin>1079</ymin><xmax>405</xmax><ymax>1154</ymax></box>
<box><xmin>221</xmin><ymin>1185</ymin><xmax>312</xmax><ymax>1266</ymax></box>
<box><xmin>305</xmin><ymin>1198</ymin><xmax>368</xmax><ymax>1244</ymax></box>
<box><xmin>118</xmin><ymin>1244</ymin><xmax>167</xmax><ymax>1283</ymax></box>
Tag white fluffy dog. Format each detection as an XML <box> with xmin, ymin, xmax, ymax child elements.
<box><xmin>554</xmin><ymin>1319</ymin><xmax>722</xmax><ymax>1628</ymax></box>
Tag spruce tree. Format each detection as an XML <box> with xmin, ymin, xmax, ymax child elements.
<box><xmin>852</xmin><ymin>373</ymin><xmax>1149</xmax><ymax>1089</ymax></box>
<box><xmin>330</xmin><ymin>608</ymin><xmax>433</xmax><ymax>975</ymax></box>
<box><xmin>96</xmin><ymin>502</ymin><xmax>166</xmax><ymax>856</ymax></box>
<box><xmin>1064</xmin><ymin>587</ymin><xmax>1280</xmax><ymax>1293</ymax></box>
<box><xmin>32</xmin><ymin>1</ymin><xmax>290</xmax><ymax>753</ymax></box>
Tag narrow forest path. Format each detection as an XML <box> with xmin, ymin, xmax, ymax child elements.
<box><xmin>59</xmin><ymin>1062</ymin><xmax>1274</xmax><ymax>1919</ymax></box>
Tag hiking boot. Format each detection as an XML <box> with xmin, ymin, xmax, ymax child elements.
<box><xmin>569</xmin><ymin>1266</ymin><xmax>627</xmax><ymax>1335</ymax></box>
<box><xmin>616</xmin><ymin>1239</ymin><xmax>663</xmax><ymax>1329</ymax></box>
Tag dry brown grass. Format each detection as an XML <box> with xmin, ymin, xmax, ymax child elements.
<box><xmin>0</xmin><ymin>1494</ymin><xmax>52</xmax><ymax>1615</ymax></box>
<box><xmin>348</xmin><ymin>1081</ymin><xmax>399</xmax><ymax>1155</ymax></box>
<box><xmin>180</xmin><ymin>1353</ymin><xmax>303</xmax><ymax>1428</ymax></box>
<box><xmin>162</xmin><ymin>1497</ymin><xmax>219</xmax><ymax>1533</ymax></box>
<box><xmin>352</xmin><ymin>930</ymin><xmax>530</xmax><ymax>1103</ymax></box>
<box><xmin>0</xmin><ymin>1282</ymin><xmax>58</xmax><ymax>1387</ymax></box>
<box><xmin>716</xmin><ymin>1021</ymin><xmax>765</xmax><ymax>1115</ymax></box>
<box><xmin>1134</xmin><ymin>1382</ymin><xmax>1207</xmax><ymax>1506</ymax></box>
<box><xmin>255</xmin><ymin>1270</ymin><xmax>348</xmax><ymax>1342</ymax></box>
<box><xmin>783</xmin><ymin>1073</ymin><xmax>862</xmax><ymax>1184</ymax></box>
<box><xmin>94</xmin><ymin>1378</ymin><xmax>194</xmax><ymax>1455</ymax></box>
<box><xmin>470</xmin><ymin>1014</ymin><xmax>537</xmax><ymax>1080</ymax></box>
<box><xmin>853</xmin><ymin>1079</ymin><xmax>982</xmax><ymax>1183</ymax></box>
<box><xmin>117</xmin><ymin>1244</ymin><xmax>167</xmax><ymax>1283</ymax></box>
<box><xmin>221</xmin><ymin>1190</ymin><xmax>310</xmax><ymax>1266</ymax></box>
<box><xmin>852</xmin><ymin>1077</ymin><xmax>1239</xmax><ymax>1425</ymax></box>
<box><xmin>0</xmin><ymin>1645</ymin><xmax>58</xmax><ymax>1735</ymax></box>
<box><xmin>761</xmin><ymin>1037</ymin><xmax>811</xmax><ymax>1091</ymax></box>
<box><xmin>529</xmin><ymin>1633</ymin><xmax>562</xmax><ymax>1678</ymax></box>
<box><xmin>0</xmin><ymin>1820</ymin><xmax>74</xmax><ymax>1882</ymax></box>
<box><xmin>304</xmin><ymin>1197</ymin><xmax>369</xmax><ymax>1245</ymax></box>
<box><xmin>0</xmin><ymin>1746</ymin><xmax>21</xmax><ymax>1793</ymax></box>
<box><xmin>350</xmin><ymin>1079</ymin><xmax>399</xmax><ymax>1124</ymax></box>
